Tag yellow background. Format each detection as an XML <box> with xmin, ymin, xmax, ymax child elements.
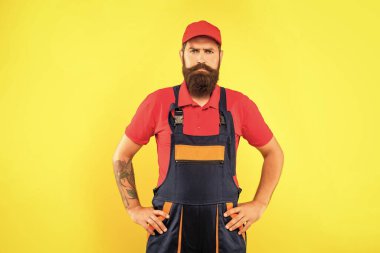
<box><xmin>1</xmin><ymin>0</ymin><xmax>379</xmax><ymax>252</ymax></box>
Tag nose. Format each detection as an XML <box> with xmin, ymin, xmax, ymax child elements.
<box><xmin>197</xmin><ymin>52</ymin><xmax>206</xmax><ymax>64</ymax></box>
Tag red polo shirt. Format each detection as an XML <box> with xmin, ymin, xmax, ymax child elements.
<box><xmin>125</xmin><ymin>80</ymin><xmax>274</xmax><ymax>188</ymax></box>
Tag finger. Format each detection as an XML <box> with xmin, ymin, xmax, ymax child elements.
<box><xmin>228</xmin><ymin>216</ymin><xmax>245</xmax><ymax>231</ymax></box>
<box><xmin>238</xmin><ymin>221</ymin><xmax>251</xmax><ymax>234</ymax></box>
<box><xmin>239</xmin><ymin>221</ymin><xmax>253</xmax><ymax>235</ymax></box>
<box><xmin>153</xmin><ymin>209</ymin><xmax>170</xmax><ymax>219</ymax></box>
<box><xmin>149</xmin><ymin>214</ymin><xmax>168</xmax><ymax>233</ymax></box>
<box><xmin>148</xmin><ymin>215</ymin><xmax>164</xmax><ymax>234</ymax></box>
<box><xmin>146</xmin><ymin>217</ymin><xmax>162</xmax><ymax>234</ymax></box>
<box><xmin>152</xmin><ymin>210</ymin><xmax>170</xmax><ymax>232</ymax></box>
<box><xmin>224</xmin><ymin>207</ymin><xmax>241</xmax><ymax>218</ymax></box>
<box><xmin>225</xmin><ymin>213</ymin><xmax>244</xmax><ymax>230</ymax></box>
<box><xmin>143</xmin><ymin>221</ymin><xmax>156</xmax><ymax>235</ymax></box>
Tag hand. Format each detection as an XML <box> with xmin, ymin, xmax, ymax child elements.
<box><xmin>223</xmin><ymin>200</ymin><xmax>267</xmax><ymax>234</ymax></box>
<box><xmin>128</xmin><ymin>205</ymin><xmax>170</xmax><ymax>235</ymax></box>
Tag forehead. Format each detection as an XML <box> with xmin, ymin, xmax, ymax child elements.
<box><xmin>186</xmin><ymin>36</ymin><xmax>219</xmax><ymax>49</ymax></box>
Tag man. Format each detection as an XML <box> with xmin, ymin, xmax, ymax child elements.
<box><xmin>113</xmin><ymin>20</ymin><xmax>284</xmax><ymax>253</ymax></box>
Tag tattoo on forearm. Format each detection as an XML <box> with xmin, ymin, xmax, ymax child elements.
<box><xmin>113</xmin><ymin>159</ymin><xmax>139</xmax><ymax>207</ymax></box>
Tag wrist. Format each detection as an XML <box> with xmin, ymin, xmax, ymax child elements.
<box><xmin>252</xmin><ymin>199</ymin><xmax>269</xmax><ymax>208</ymax></box>
<box><xmin>127</xmin><ymin>202</ymin><xmax>142</xmax><ymax>215</ymax></box>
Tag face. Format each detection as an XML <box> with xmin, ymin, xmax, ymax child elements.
<box><xmin>179</xmin><ymin>36</ymin><xmax>223</xmax><ymax>98</ymax></box>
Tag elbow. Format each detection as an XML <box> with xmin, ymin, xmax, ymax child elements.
<box><xmin>112</xmin><ymin>152</ymin><xmax>127</xmax><ymax>164</ymax></box>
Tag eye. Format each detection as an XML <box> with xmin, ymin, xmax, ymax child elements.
<box><xmin>205</xmin><ymin>50</ymin><xmax>213</xmax><ymax>54</ymax></box>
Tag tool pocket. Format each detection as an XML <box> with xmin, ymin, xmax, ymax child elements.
<box><xmin>146</xmin><ymin>201</ymin><xmax>173</xmax><ymax>240</ymax></box>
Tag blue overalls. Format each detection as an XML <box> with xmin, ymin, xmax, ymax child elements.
<box><xmin>146</xmin><ymin>85</ymin><xmax>247</xmax><ymax>253</ymax></box>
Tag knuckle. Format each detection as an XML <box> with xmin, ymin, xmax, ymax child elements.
<box><xmin>152</xmin><ymin>222</ymin><xmax>159</xmax><ymax>229</ymax></box>
<box><xmin>159</xmin><ymin>222</ymin><xmax>167</xmax><ymax>231</ymax></box>
<box><xmin>152</xmin><ymin>222</ymin><xmax>162</xmax><ymax>232</ymax></box>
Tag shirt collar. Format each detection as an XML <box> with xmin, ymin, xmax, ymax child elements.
<box><xmin>178</xmin><ymin>80</ymin><xmax>220</xmax><ymax>110</ymax></box>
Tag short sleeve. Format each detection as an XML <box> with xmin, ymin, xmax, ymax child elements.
<box><xmin>124</xmin><ymin>92</ymin><xmax>157</xmax><ymax>145</ymax></box>
<box><xmin>240</xmin><ymin>94</ymin><xmax>273</xmax><ymax>147</ymax></box>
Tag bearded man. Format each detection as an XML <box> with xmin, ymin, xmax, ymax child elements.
<box><xmin>113</xmin><ymin>20</ymin><xmax>284</xmax><ymax>253</ymax></box>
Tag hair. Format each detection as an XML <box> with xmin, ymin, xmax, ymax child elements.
<box><xmin>181</xmin><ymin>36</ymin><xmax>221</xmax><ymax>53</ymax></box>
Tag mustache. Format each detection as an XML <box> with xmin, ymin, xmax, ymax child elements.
<box><xmin>187</xmin><ymin>62</ymin><xmax>216</xmax><ymax>73</ymax></box>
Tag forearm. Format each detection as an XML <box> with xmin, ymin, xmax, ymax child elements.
<box><xmin>252</xmin><ymin>150</ymin><xmax>284</xmax><ymax>207</ymax></box>
<box><xmin>112</xmin><ymin>157</ymin><xmax>141</xmax><ymax>212</ymax></box>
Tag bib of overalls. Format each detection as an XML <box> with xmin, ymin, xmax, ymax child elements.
<box><xmin>152</xmin><ymin>84</ymin><xmax>242</xmax><ymax>205</ymax></box>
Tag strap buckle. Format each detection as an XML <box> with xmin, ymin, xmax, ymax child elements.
<box><xmin>219</xmin><ymin>114</ymin><xmax>226</xmax><ymax>125</ymax></box>
<box><xmin>174</xmin><ymin>108</ymin><xmax>183</xmax><ymax>125</ymax></box>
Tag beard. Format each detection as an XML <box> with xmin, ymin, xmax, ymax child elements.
<box><xmin>181</xmin><ymin>55</ymin><xmax>220</xmax><ymax>98</ymax></box>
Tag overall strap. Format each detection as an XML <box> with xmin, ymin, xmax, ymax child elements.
<box><xmin>219</xmin><ymin>86</ymin><xmax>227</xmax><ymax>111</ymax></box>
<box><xmin>168</xmin><ymin>84</ymin><xmax>183</xmax><ymax>134</ymax></box>
<box><xmin>219</xmin><ymin>87</ymin><xmax>228</xmax><ymax>135</ymax></box>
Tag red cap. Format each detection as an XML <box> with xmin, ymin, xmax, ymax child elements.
<box><xmin>182</xmin><ymin>20</ymin><xmax>222</xmax><ymax>46</ymax></box>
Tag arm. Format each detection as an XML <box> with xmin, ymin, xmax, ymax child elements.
<box><xmin>252</xmin><ymin>135</ymin><xmax>284</xmax><ymax>207</ymax></box>
<box><xmin>224</xmin><ymin>135</ymin><xmax>284</xmax><ymax>233</ymax></box>
<box><xmin>112</xmin><ymin>134</ymin><xmax>143</xmax><ymax>212</ymax></box>
<box><xmin>112</xmin><ymin>134</ymin><xmax>169</xmax><ymax>235</ymax></box>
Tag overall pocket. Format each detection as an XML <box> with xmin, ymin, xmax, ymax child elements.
<box><xmin>174</xmin><ymin>144</ymin><xmax>226</xmax><ymax>204</ymax></box>
<box><xmin>175</xmin><ymin>162</ymin><xmax>223</xmax><ymax>204</ymax></box>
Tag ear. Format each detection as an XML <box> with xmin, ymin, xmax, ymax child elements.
<box><xmin>219</xmin><ymin>49</ymin><xmax>223</xmax><ymax>63</ymax></box>
<box><xmin>179</xmin><ymin>50</ymin><xmax>183</xmax><ymax>63</ymax></box>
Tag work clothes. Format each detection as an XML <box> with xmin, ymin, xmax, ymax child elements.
<box><xmin>146</xmin><ymin>85</ymin><xmax>247</xmax><ymax>253</ymax></box>
<box><xmin>124</xmin><ymin>80</ymin><xmax>274</xmax><ymax>189</ymax></box>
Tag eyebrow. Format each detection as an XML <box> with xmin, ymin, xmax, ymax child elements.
<box><xmin>188</xmin><ymin>47</ymin><xmax>215</xmax><ymax>51</ymax></box>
